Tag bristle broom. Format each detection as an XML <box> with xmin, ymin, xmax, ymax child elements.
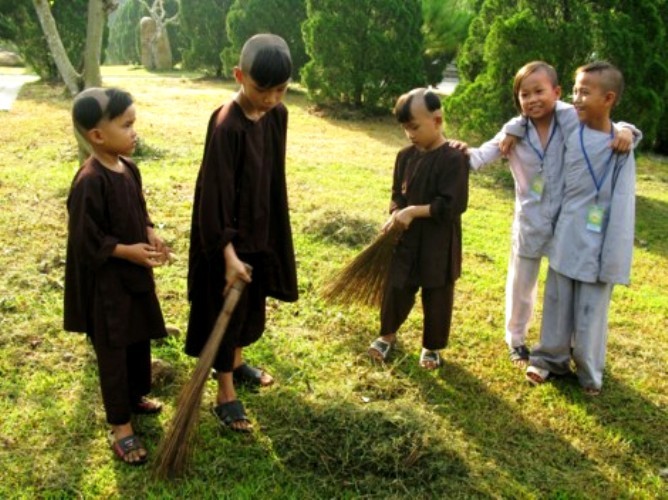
<box><xmin>152</xmin><ymin>273</ymin><xmax>249</xmax><ymax>479</ymax></box>
<box><xmin>322</xmin><ymin>227</ymin><xmax>399</xmax><ymax>308</ymax></box>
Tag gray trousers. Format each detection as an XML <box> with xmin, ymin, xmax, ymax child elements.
<box><xmin>505</xmin><ymin>250</ymin><xmax>541</xmax><ymax>348</ymax></box>
<box><xmin>530</xmin><ymin>267</ymin><xmax>614</xmax><ymax>390</ymax></box>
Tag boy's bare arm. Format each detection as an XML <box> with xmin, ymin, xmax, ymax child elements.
<box><xmin>392</xmin><ymin>204</ymin><xmax>430</xmax><ymax>230</ymax></box>
<box><xmin>112</xmin><ymin>243</ymin><xmax>163</xmax><ymax>268</ymax></box>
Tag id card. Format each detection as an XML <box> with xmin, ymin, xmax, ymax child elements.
<box><xmin>586</xmin><ymin>204</ymin><xmax>605</xmax><ymax>233</ymax></box>
<box><xmin>529</xmin><ymin>174</ymin><xmax>544</xmax><ymax>200</ymax></box>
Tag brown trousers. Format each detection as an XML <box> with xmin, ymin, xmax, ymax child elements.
<box><xmin>380</xmin><ymin>282</ymin><xmax>455</xmax><ymax>350</ymax></box>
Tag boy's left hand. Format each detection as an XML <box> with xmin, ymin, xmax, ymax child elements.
<box><xmin>393</xmin><ymin>207</ymin><xmax>415</xmax><ymax>230</ymax></box>
<box><xmin>499</xmin><ymin>134</ymin><xmax>519</xmax><ymax>156</ymax></box>
<box><xmin>610</xmin><ymin>128</ymin><xmax>633</xmax><ymax>153</ymax></box>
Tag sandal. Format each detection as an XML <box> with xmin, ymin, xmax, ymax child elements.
<box><xmin>233</xmin><ymin>363</ymin><xmax>274</xmax><ymax>387</ymax></box>
<box><xmin>419</xmin><ymin>348</ymin><xmax>441</xmax><ymax>369</ymax></box>
<box><xmin>108</xmin><ymin>431</ymin><xmax>147</xmax><ymax>465</ymax></box>
<box><xmin>508</xmin><ymin>345</ymin><xmax>530</xmax><ymax>366</ymax></box>
<box><xmin>132</xmin><ymin>396</ymin><xmax>163</xmax><ymax>415</ymax></box>
<box><xmin>212</xmin><ymin>400</ymin><xmax>252</xmax><ymax>433</ymax></box>
<box><xmin>526</xmin><ymin>365</ymin><xmax>550</xmax><ymax>385</ymax></box>
<box><xmin>368</xmin><ymin>337</ymin><xmax>394</xmax><ymax>361</ymax></box>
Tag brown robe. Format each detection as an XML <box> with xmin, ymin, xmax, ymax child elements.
<box><xmin>388</xmin><ymin>143</ymin><xmax>469</xmax><ymax>288</ymax></box>
<box><xmin>63</xmin><ymin>157</ymin><xmax>166</xmax><ymax>347</ymax></box>
<box><xmin>185</xmin><ymin>100</ymin><xmax>298</xmax><ymax>359</ymax></box>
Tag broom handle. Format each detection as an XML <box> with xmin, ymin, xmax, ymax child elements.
<box><xmin>197</xmin><ymin>264</ymin><xmax>253</xmax><ymax>372</ymax></box>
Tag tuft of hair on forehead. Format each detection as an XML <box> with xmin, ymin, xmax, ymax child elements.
<box><xmin>239</xmin><ymin>33</ymin><xmax>292</xmax><ymax>88</ymax></box>
<box><xmin>512</xmin><ymin>60</ymin><xmax>559</xmax><ymax>112</ymax></box>
<box><xmin>393</xmin><ymin>88</ymin><xmax>442</xmax><ymax>123</ymax></box>
<box><xmin>576</xmin><ymin>61</ymin><xmax>624</xmax><ymax>106</ymax></box>
<box><xmin>72</xmin><ymin>87</ymin><xmax>133</xmax><ymax>133</ymax></box>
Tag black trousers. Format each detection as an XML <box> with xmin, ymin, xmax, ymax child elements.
<box><xmin>89</xmin><ymin>335</ymin><xmax>151</xmax><ymax>425</ymax></box>
<box><xmin>380</xmin><ymin>282</ymin><xmax>455</xmax><ymax>350</ymax></box>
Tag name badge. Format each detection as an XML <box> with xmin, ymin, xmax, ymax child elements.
<box><xmin>586</xmin><ymin>204</ymin><xmax>605</xmax><ymax>233</ymax></box>
<box><xmin>529</xmin><ymin>173</ymin><xmax>544</xmax><ymax>200</ymax></box>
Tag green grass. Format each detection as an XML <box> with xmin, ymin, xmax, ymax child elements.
<box><xmin>0</xmin><ymin>67</ymin><xmax>666</xmax><ymax>498</ymax></box>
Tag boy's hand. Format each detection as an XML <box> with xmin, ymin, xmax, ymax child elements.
<box><xmin>393</xmin><ymin>207</ymin><xmax>415</xmax><ymax>231</ymax></box>
<box><xmin>147</xmin><ymin>226</ymin><xmax>172</xmax><ymax>264</ymax></box>
<box><xmin>114</xmin><ymin>243</ymin><xmax>163</xmax><ymax>268</ymax></box>
<box><xmin>499</xmin><ymin>134</ymin><xmax>519</xmax><ymax>156</ymax></box>
<box><xmin>223</xmin><ymin>243</ymin><xmax>252</xmax><ymax>296</ymax></box>
<box><xmin>382</xmin><ymin>213</ymin><xmax>396</xmax><ymax>234</ymax></box>
<box><xmin>447</xmin><ymin>139</ymin><xmax>469</xmax><ymax>154</ymax></box>
<box><xmin>610</xmin><ymin>128</ymin><xmax>633</xmax><ymax>153</ymax></box>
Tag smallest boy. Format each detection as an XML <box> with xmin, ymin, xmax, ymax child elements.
<box><xmin>526</xmin><ymin>62</ymin><xmax>640</xmax><ymax>395</ymax></box>
<box><xmin>368</xmin><ymin>88</ymin><xmax>469</xmax><ymax>369</ymax></box>
<box><xmin>64</xmin><ymin>88</ymin><xmax>169</xmax><ymax>464</ymax></box>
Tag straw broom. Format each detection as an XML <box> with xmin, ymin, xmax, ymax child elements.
<box><xmin>322</xmin><ymin>226</ymin><xmax>401</xmax><ymax>308</ymax></box>
<box><xmin>152</xmin><ymin>268</ymin><xmax>250</xmax><ymax>479</ymax></box>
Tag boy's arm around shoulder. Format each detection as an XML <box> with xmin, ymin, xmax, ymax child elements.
<box><xmin>467</xmin><ymin>130</ymin><xmax>506</xmax><ymax>170</ymax></box>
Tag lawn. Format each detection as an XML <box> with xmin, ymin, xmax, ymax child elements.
<box><xmin>0</xmin><ymin>66</ymin><xmax>666</xmax><ymax>498</ymax></box>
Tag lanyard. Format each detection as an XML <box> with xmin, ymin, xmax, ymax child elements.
<box><xmin>580</xmin><ymin>123</ymin><xmax>615</xmax><ymax>201</ymax></box>
<box><xmin>525</xmin><ymin>118</ymin><xmax>558</xmax><ymax>168</ymax></box>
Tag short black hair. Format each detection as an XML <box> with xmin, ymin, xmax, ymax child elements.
<box><xmin>393</xmin><ymin>88</ymin><xmax>442</xmax><ymax>123</ymax></box>
<box><xmin>72</xmin><ymin>87</ymin><xmax>133</xmax><ymax>132</ymax></box>
<box><xmin>240</xmin><ymin>34</ymin><xmax>292</xmax><ymax>88</ymax></box>
<box><xmin>576</xmin><ymin>61</ymin><xmax>625</xmax><ymax>106</ymax></box>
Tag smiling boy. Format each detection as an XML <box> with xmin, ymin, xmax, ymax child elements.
<box><xmin>526</xmin><ymin>62</ymin><xmax>641</xmax><ymax>395</ymax></box>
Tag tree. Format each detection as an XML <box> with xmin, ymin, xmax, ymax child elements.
<box><xmin>221</xmin><ymin>0</ymin><xmax>308</xmax><ymax>80</ymax></box>
<box><xmin>302</xmin><ymin>0</ymin><xmax>425</xmax><ymax>111</ymax></box>
<box><xmin>179</xmin><ymin>0</ymin><xmax>232</xmax><ymax>76</ymax></box>
<box><xmin>31</xmin><ymin>0</ymin><xmax>117</xmax><ymax>94</ymax></box>
<box><xmin>444</xmin><ymin>0</ymin><xmax>667</xmax><ymax>150</ymax></box>
<box><xmin>421</xmin><ymin>0</ymin><xmax>475</xmax><ymax>84</ymax></box>
<box><xmin>138</xmin><ymin>0</ymin><xmax>179</xmax><ymax>70</ymax></box>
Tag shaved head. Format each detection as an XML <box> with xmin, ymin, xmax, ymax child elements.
<box><xmin>238</xmin><ymin>33</ymin><xmax>292</xmax><ymax>88</ymax></box>
<box><xmin>393</xmin><ymin>88</ymin><xmax>442</xmax><ymax>123</ymax></box>
<box><xmin>72</xmin><ymin>87</ymin><xmax>133</xmax><ymax>135</ymax></box>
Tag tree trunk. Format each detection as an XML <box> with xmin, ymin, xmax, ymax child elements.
<box><xmin>31</xmin><ymin>0</ymin><xmax>81</xmax><ymax>95</ymax></box>
<box><xmin>82</xmin><ymin>0</ymin><xmax>106</xmax><ymax>88</ymax></box>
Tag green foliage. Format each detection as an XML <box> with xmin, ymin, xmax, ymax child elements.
<box><xmin>106</xmin><ymin>0</ymin><xmax>181</xmax><ymax>66</ymax></box>
<box><xmin>421</xmin><ymin>0</ymin><xmax>475</xmax><ymax>84</ymax></box>
<box><xmin>179</xmin><ymin>0</ymin><xmax>232</xmax><ymax>76</ymax></box>
<box><xmin>221</xmin><ymin>0</ymin><xmax>308</xmax><ymax>81</ymax></box>
<box><xmin>0</xmin><ymin>0</ymin><xmax>93</xmax><ymax>79</ymax></box>
<box><xmin>446</xmin><ymin>0</ymin><xmax>668</xmax><ymax>151</ymax></box>
<box><xmin>302</xmin><ymin>0</ymin><xmax>425</xmax><ymax>111</ymax></box>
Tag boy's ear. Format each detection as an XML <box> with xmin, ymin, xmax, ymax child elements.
<box><xmin>554</xmin><ymin>85</ymin><xmax>562</xmax><ymax>99</ymax></box>
<box><xmin>87</xmin><ymin>127</ymin><xmax>105</xmax><ymax>146</ymax></box>
<box><xmin>604</xmin><ymin>90</ymin><xmax>617</xmax><ymax>107</ymax></box>
<box><xmin>233</xmin><ymin>66</ymin><xmax>244</xmax><ymax>84</ymax></box>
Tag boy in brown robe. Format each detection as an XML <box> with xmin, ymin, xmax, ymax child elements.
<box><xmin>186</xmin><ymin>34</ymin><xmax>298</xmax><ymax>432</ymax></box>
<box><xmin>64</xmin><ymin>87</ymin><xmax>169</xmax><ymax>465</ymax></box>
<box><xmin>368</xmin><ymin>88</ymin><xmax>469</xmax><ymax>369</ymax></box>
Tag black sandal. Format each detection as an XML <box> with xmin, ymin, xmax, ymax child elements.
<box><xmin>212</xmin><ymin>400</ymin><xmax>252</xmax><ymax>433</ymax></box>
<box><xmin>108</xmin><ymin>431</ymin><xmax>147</xmax><ymax>465</ymax></box>
<box><xmin>508</xmin><ymin>345</ymin><xmax>530</xmax><ymax>366</ymax></box>
<box><xmin>132</xmin><ymin>396</ymin><xmax>163</xmax><ymax>415</ymax></box>
<box><xmin>233</xmin><ymin>363</ymin><xmax>274</xmax><ymax>387</ymax></box>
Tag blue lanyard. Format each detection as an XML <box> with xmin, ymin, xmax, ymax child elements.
<box><xmin>579</xmin><ymin>123</ymin><xmax>615</xmax><ymax>199</ymax></box>
<box><xmin>525</xmin><ymin>118</ymin><xmax>558</xmax><ymax>167</ymax></box>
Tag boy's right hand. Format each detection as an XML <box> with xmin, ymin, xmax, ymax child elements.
<box><xmin>499</xmin><ymin>134</ymin><xmax>519</xmax><ymax>156</ymax></box>
<box><xmin>113</xmin><ymin>243</ymin><xmax>163</xmax><ymax>268</ymax></box>
<box><xmin>447</xmin><ymin>139</ymin><xmax>469</xmax><ymax>154</ymax></box>
<box><xmin>223</xmin><ymin>243</ymin><xmax>252</xmax><ymax>296</ymax></box>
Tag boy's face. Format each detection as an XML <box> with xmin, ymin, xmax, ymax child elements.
<box><xmin>234</xmin><ymin>68</ymin><xmax>288</xmax><ymax>118</ymax></box>
<box><xmin>517</xmin><ymin>69</ymin><xmax>561</xmax><ymax>123</ymax></box>
<box><xmin>401</xmin><ymin>102</ymin><xmax>443</xmax><ymax>151</ymax></box>
<box><xmin>89</xmin><ymin>104</ymin><xmax>137</xmax><ymax>156</ymax></box>
<box><xmin>572</xmin><ymin>71</ymin><xmax>615</xmax><ymax>127</ymax></box>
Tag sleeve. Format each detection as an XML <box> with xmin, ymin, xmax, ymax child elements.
<box><xmin>501</xmin><ymin>114</ymin><xmax>527</xmax><ymax>138</ymax></box>
<box><xmin>615</xmin><ymin>121</ymin><xmax>643</xmax><ymax>148</ymax></box>
<box><xmin>196</xmin><ymin>118</ymin><xmax>241</xmax><ymax>255</ymax></box>
<box><xmin>468</xmin><ymin>130</ymin><xmax>505</xmax><ymax>170</ymax></box>
<box><xmin>389</xmin><ymin>152</ymin><xmax>406</xmax><ymax>214</ymax></box>
<box><xmin>67</xmin><ymin>173</ymin><xmax>119</xmax><ymax>270</ymax></box>
<box><xmin>430</xmin><ymin>151</ymin><xmax>469</xmax><ymax>223</ymax></box>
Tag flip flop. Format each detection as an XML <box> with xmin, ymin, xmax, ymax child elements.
<box><xmin>368</xmin><ymin>337</ymin><xmax>394</xmax><ymax>361</ymax></box>
<box><xmin>508</xmin><ymin>345</ymin><xmax>530</xmax><ymax>366</ymax></box>
<box><xmin>233</xmin><ymin>363</ymin><xmax>274</xmax><ymax>387</ymax></box>
<box><xmin>419</xmin><ymin>348</ymin><xmax>441</xmax><ymax>369</ymax></box>
<box><xmin>526</xmin><ymin>365</ymin><xmax>550</xmax><ymax>385</ymax></box>
<box><xmin>132</xmin><ymin>396</ymin><xmax>163</xmax><ymax>415</ymax></box>
<box><xmin>212</xmin><ymin>400</ymin><xmax>252</xmax><ymax>433</ymax></box>
<box><xmin>108</xmin><ymin>431</ymin><xmax>147</xmax><ymax>466</ymax></box>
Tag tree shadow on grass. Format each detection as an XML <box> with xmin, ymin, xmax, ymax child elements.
<box><xmin>635</xmin><ymin>194</ymin><xmax>668</xmax><ymax>258</ymax></box>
